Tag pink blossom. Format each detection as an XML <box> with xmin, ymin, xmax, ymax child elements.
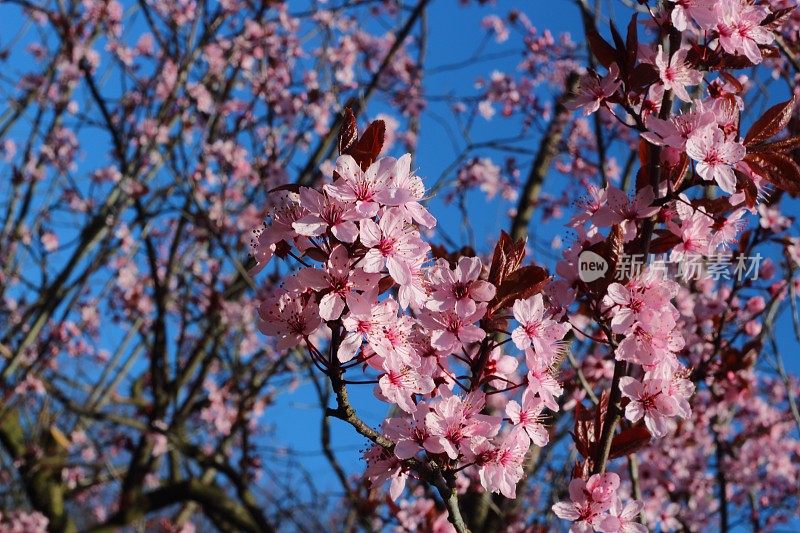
<box><xmin>424</xmin><ymin>388</ymin><xmax>500</xmax><ymax>459</ymax></box>
<box><xmin>359</xmin><ymin>207</ymin><xmax>429</xmax><ymax>284</ymax></box>
<box><xmin>377</xmin><ymin>357</ymin><xmax>435</xmax><ymax>413</ymax></box>
<box><xmin>552</xmin><ymin>473</ymin><xmax>620</xmax><ymax>530</ymax></box>
<box><xmin>592</xmin><ymin>186</ymin><xmax>659</xmax><ymax>242</ymax></box>
<box><xmin>428</xmin><ymin>257</ymin><xmax>496</xmax><ymax>315</ymax></box>
<box><xmin>667</xmin><ymin>0</ymin><xmax>716</xmax><ymax>31</ymax></box>
<box><xmin>398</xmin><ymin>254</ymin><xmax>429</xmax><ymax>310</ymax></box>
<box><xmin>384</xmin><ymin>405</ymin><xmax>431</xmax><ymax>460</ymax></box>
<box><xmin>667</xmin><ymin>205</ymin><xmax>714</xmax><ymax>260</ymax></box>
<box><xmin>375</xmin><ymin>154</ymin><xmax>437</xmax><ymax>228</ymax></box>
<box><xmin>419</xmin><ymin>305</ymin><xmax>487</xmax><ymax>353</ymax></box>
<box><xmin>619</xmin><ymin>376</ymin><xmax>679</xmax><ymax>438</ymax></box>
<box><xmin>295</xmin><ymin>245</ymin><xmax>380</xmax><ymax>320</ymax></box>
<box><xmin>616</xmin><ymin>310</ymin><xmax>684</xmax><ymax>368</ymax></box>
<box><xmin>569</xmin><ymin>64</ymin><xmax>621</xmax><ymax>116</ymax></box>
<box><xmin>655</xmin><ymin>45</ymin><xmax>702</xmax><ymax>103</ymax></box>
<box><xmin>525</xmin><ymin>350</ymin><xmax>564</xmax><ymax>411</ymax></box>
<box><xmin>597</xmin><ymin>499</ymin><xmax>647</xmax><ymax>533</ymax></box>
<box><xmin>511</xmin><ymin>294</ymin><xmax>570</xmax><ymax>361</ymax></box>
<box><xmin>715</xmin><ymin>0</ymin><xmax>774</xmax><ymax>65</ymax></box>
<box><xmin>506</xmin><ymin>389</ymin><xmax>549</xmax><ymax>446</ymax></box>
<box><xmin>685</xmin><ymin>127</ymin><xmax>745</xmax><ymax>194</ymax></box>
<box><xmin>641</xmin><ymin>110</ymin><xmax>715</xmax><ymax>150</ymax></box>
<box><xmin>293</xmin><ymin>187</ymin><xmax>361</xmax><ymax>242</ymax></box>
<box><xmin>475</xmin><ymin>428</ymin><xmax>530</xmax><ymax>498</ymax></box>
<box><xmin>363</xmin><ymin>445</ymin><xmax>408</xmax><ymax>501</ymax></box>
<box><xmin>339</xmin><ymin>291</ymin><xmax>396</xmax><ymax>362</ymax></box>
<box><xmin>325</xmin><ymin>154</ymin><xmax>389</xmax><ymax>218</ymax></box>
<box><xmin>257</xmin><ymin>291</ymin><xmax>322</xmax><ymax>350</ymax></box>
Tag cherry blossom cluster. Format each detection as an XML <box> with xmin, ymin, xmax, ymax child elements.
<box><xmin>252</xmin><ymin>152</ymin><xmax>575</xmax><ymax>502</ymax></box>
<box><xmin>553</xmin><ymin>473</ymin><xmax>646</xmax><ymax>533</ymax></box>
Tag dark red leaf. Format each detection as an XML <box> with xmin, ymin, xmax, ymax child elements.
<box><xmin>744</xmin><ymin>152</ymin><xmax>800</xmax><ymax>194</ymax></box>
<box><xmin>268</xmin><ymin>183</ymin><xmax>302</xmax><ymax>195</ymax></box>
<box><xmin>762</xmin><ymin>7</ymin><xmax>795</xmax><ymax>30</ymax></box>
<box><xmin>744</xmin><ymin>96</ymin><xmax>795</xmax><ymax>146</ymax></box>
<box><xmin>694</xmin><ymin>197</ymin><xmax>734</xmax><ymax>216</ymax></box>
<box><xmin>628</xmin><ymin>63</ymin><xmax>659</xmax><ymax>89</ymax></box>
<box><xmin>338</xmin><ymin>108</ymin><xmax>358</xmax><ymax>154</ymax></box>
<box><xmin>587</xmin><ymin>31</ymin><xmax>618</xmax><ymax>69</ymax></box>
<box><xmin>719</xmin><ymin>72</ymin><xmax>744</xmax><ymax>94</ymax></box>
<box><xmin>345</xmin><ymin>119</ymin><xmax>386</xmax><ymax>170</ymax></box>
<box><xmin>648</xmin><ymin>232</ymin><xmax>682</xmax><ymax>254</ymax></box>
<box><xmin>608</xmin><ymin>424</ymin><xmax>651</xmax><ymax>459</ymax></box>
<box><xmin>488</xmin><ymin>231</ymin><xmax>512</xmax><ymax>287</ymax></box>
<box><xmin>747</xmin><ymin>135</ymin><xmax>800</xmax><ymax>154</ymax></box>
<box><xmin>303</xmin><ymin>247</ymin><xmax>328</xmax><ymax>263</ymax></box>
<box><xmin>378</xmin><ymin>275</ymin><xmax>396</xmax><ymax>295</ymax></box>
<box><xmin>608</xmin><ymin>21</ymin><xmax>625</xmax><ymax>65</ymax></box>
<box><xmin>489</xmin><ymin>265</ymin><xmax>549</xmax><ymax>313</ymax></box>
<box><xmin>625</xmin><ymin>14</ymin><xmax>638</xmax><ymax>73</ymax></box>
<box><xmin>487</xmin><ymin>231</ymin><xmax>527</xmax><ymax>288</ymax></box>
<box><xmin>635</xmin><ymin>138</ymin><xmax>651</xmax><ymax>192</ymax></box>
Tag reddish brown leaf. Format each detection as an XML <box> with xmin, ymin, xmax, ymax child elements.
<box><xmin>488</xmin><ymin>231</ymin><xmax>526</xmax><ymax>288</ymax></box>
<box><xmin>489</xmin><ymin>265</ymin><xmax>549</xmax><ymax>313</ymax></box>
<box><xmin>572</xmin><ymin>402</ymin><xmax>595</xmax><ymax>460</ymax></box>
<box><xmin>378</xmin><ymin>275</ymin><xmax>395</xmax><ymax>295</ymax></box>
<box><xmin>338</xmin><ymin>108</ymin><xmax>358</xmax><ymax>155</ymax></box>
<box><xmin>747</xmin><ymin>135</ymin><xmax>800</xmax><ymax>154</ymax></box>
<box><xmin>488</xmin><ymin>232</ymin><xmax>512</xmax><ymax>287</ymax></box>
<box><xmin>628</xmin><ymin>63</ymin><xmax>659</xmax><ymax>89</ymax></box>
<box><xmin>608</xmin><ymin>21</ymin><xmax>625</xmax><ymax>65</ymax></box>
<box><xmin>719</xmin><ymin>72</ymin><xmax>744</xmax><ymax>94</ymax></box>
<box><xmin>648</xmin><ymin>232</ymin><xmax>682</xmax><ymax>254</ymax></box>
<box><xmin>694</xmin><ymin>197</ymin><xmax>734</xmax><ymax>216</ymax></box>
<box><xmin>345</xmin><ymin>119</ymin><xmax>386</xmax><ymax>170</ymax></box>
<box><xmin>303</xmin><ymin>247</ymin><xmax>329</xmax><ymax>262</ymax></box>
<box><xmin>665</xmin><ymin>151</ymin><xmax>690</xmax><ymax>190</ymax></box>
<box><xmin>624</xmin><ymin>13</ymin><xmax>638</xmax><ymax>73</ymax></box>
<box><xmin>587</xmin><ymin>31</ymin><xmax>618</xmax><ymax>69</ymax></box>
<box><xmin>744</xmin><ymin>96</ymin><xmax>796</xmax><ymax>146</ymax></box>
<box><xmin>635</xmin><ymin>138</ymin><xmax>651</xmax><ymax>192</ymax></box>
<box><xmin>268</xmin><ymin>183</ymin><xmax>302</xmax><ymax>195</ymax></box>
<box><xmin>762</xmin><ymin>6</ymin><xmax>795</xmax><ymax>30</ymax></box>
<box><xmin>608</xmin><ymin>424</ymin><xmax>651</xmax><ymax>460</ymax></box>
<box><xmin>744</xmin><ymin>152</ymin><xmax>800</xmax><ymax>194</ymax></box>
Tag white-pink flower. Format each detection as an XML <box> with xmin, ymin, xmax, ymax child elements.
<box><xmin>375</xmin><ymin>154</ymin><xmax>437</xmax><ymax>228</ymax></box>
<box><xmin>552</xmin><ymin>473</ymin><xmax>620</xmax><ymax>530</ymax></box>
<box><xmin>339</xmin><ymin>290</ymin><xmax>396</xmax><ymax>362</ymax></box>
<box><xmin>592</xmin><ymin>186</ymin><xmax>659</xmax><ymax>242</ymax></box>
<box><xmin>505</xmin><ymin>389</ymin><xmax>549</xmax><ymax>446</ymax></box>
<box><xmin>569</xmin><ymin>64</ymin><xmax>621</xmax><ymax>116</ymax></box>
<box><xmin>257</xmin><ymin>291</ymin><xmax>322</xmax><ymax>350</ymax></box>
<box><xmin>293</xmin><ymin>187</ymin><xmax>360</xmax><ymax>242</ymax></box>
<box><xmin>715</xmin><ymin>0</ymin><xmax>774</xmax><ymax>65</ymax></box>
<box><xmin>511</xmin><ymin>294</ymin><xmax>570</xmax><ymax>361</ymax></box>
<box><xmin>325</xmin><ymin>154</ymin><xmax>390</xmax><ymax>218</ymax></box>
<box><xmin>428</xmin><ymin>257</ymin><xmax>496</xmax><ymax>315</ymax></box>
<box><xmin>655</xmin><ymin>45</ymin><xmax>702</xmax><ymax>103</ymax></box>
<box><xmin>475</xmin><ymin>428</ymin><xmax>530</xmax><ymax>499</ymax></box>
<box><xmin>685</xmin><ymin>127</ymin><xmax>745</xmax><ymax>194</ymax></box>
<box><xmin>377</xmin><ymin>357</ymin><xmax>435</xmax><ymax>413</ymax></box>
<box><xmin>419</xmin><ymin>305</ymin><xmax>487</xmax><ymax>353</ymax></box>
<box><xmin>619</xmin><ymin>376</ymin><xmax>679</xmax><ymax>438</ymax></box>
<box><xmin>359</xmin><ymin>207</ymin><xmax>429</xmax><ymax>284</ymax></box>
<box><xmin>295</xmin><ymin>245</ymin><xmax>380</xmax><ymax>320</ymax></box>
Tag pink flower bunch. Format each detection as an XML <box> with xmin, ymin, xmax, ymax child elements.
<box><xmin>254</xmin><ymin>151</ymin><xmax>576</xmax><ymax>502</ymax></box>
<box><xmin>553</xmin><ymin>472</ymin><xmax>645</xmax><ymax>533</ymax></box>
